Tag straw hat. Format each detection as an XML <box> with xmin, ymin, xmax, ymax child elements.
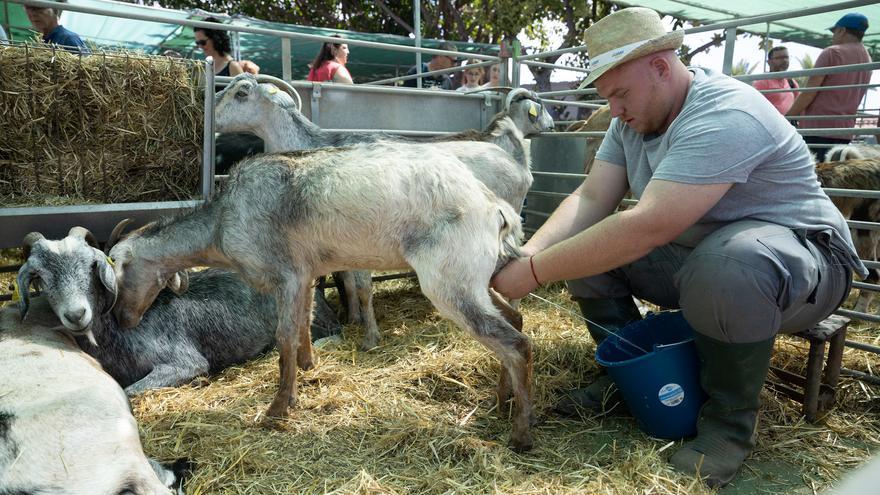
<box><xmin>579</xmin><ymin>7</ymin><xmax>684</xmax><ymax>88</ymax></box>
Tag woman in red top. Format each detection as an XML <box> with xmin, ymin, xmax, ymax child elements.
<box><xmin>307</xmin><ymin>36</ymin><xmax>353</xmax><ymax>83</ymax></box>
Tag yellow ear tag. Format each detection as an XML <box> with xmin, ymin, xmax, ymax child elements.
<box><xmin>106</xmin><ymin>256</ymin><xmax>115</xmax><ymax>267</ymax></box>
<box><xmin>10</xmin><ymin>281</ymin><xmax>21</xmax><ymax>302</ymax></box>
<box><xmin>267</xmin><ymin>86</ymin><xmax>279</xmax><ymax>95</ymax></box>
<box><xmin>529</xmin><ymin>103</ymin><xmax>538</xmax><ymax>117</ymax></box>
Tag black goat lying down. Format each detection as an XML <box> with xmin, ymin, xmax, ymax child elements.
<box><xmin>16</xmin><ymin>227</ymin><xmax>340</xmax><ymax>395</ymax></box>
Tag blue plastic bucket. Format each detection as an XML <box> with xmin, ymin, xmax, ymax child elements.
<box><xmin>595</xmin><ymin>311</ymin><xmax>707</xmax><ymax>440</ymax></box>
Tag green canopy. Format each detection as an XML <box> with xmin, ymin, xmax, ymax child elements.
<box><xmin>0</xmin><ymin>0</ymin><xmax>499</xmax><ymax>81</ymax></box>
<box><xmin>614</xmin><ymin>0</ymin><xmax>880</xmax><ymax>58</ymax></box>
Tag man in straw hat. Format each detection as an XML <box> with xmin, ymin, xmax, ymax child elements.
<box><xmin>492</xmin><ymin>7</ymin><xmax>865</xmax><ymax>487</ymax></box>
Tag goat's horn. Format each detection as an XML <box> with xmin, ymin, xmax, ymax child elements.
<box><xmin>68</xmin><ymin>227</ymin><xmax>99</xmax><ymax>248</ymax></box>
<box><xmin>504</xmin><ymin>87</ymin><xmax>532</xmax><ymax>111</ymax></box>
<box><xmin>21</xmin><ymin>232</ymin><xmax>45</xmax><ymax>261</ymax></box>
<box><xmin>106</xmin><ymin>218</ymin><xmax>134</xmax><ymax>254</ymax></box>
<box><xmin>464</xmin><ymin>85</ymin><xmax>516</xmax><ymax>95</ymax></box>
<box><xmin>255</xmin><ymin>74</ymin><xmax>302</xmax><ymax>111</ymax></box>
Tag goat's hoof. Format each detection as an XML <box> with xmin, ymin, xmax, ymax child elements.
<box><xmin>265</xmin><ymin>400</ymin><xmax>291</xmax><ymax>420</ymax></box>
<box><xmin>509</xmin><ymin>433</ymin><xmax>534</xmax><ymax>453</ymax></box>
<box><xmin>360</xmin><ymin>337</ymin><xmax>379</xmax><ymax>351</ymax></box>
<box><xmin>298</xmin><ymin>357</ymin><xmax>315</xmax><ymax>371</ymax></box>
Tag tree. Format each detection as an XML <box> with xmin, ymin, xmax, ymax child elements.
<box><xmin>795</xmin><ymin>53</ymin><xmax>814</xmax><ymax>89</ymax></box>
<box><xmin>138</xmin><ymin>0</ymin><xmax>708</xmax><ymax>103</ymax></box>
<box><xmin>731</xmin><ymin>58</ymin><xmax>758</xmax><ymax>76</ymax></box>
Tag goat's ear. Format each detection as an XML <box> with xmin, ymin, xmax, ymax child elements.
<box><xmin>92</xmin><ymin>248</ymin><xmax>117</xmax><ymax>315</ymax></box>
<box><xmin>16</xmin><ymin>262</ymin><xmax>34</xmax><ymax>321</ymax></box>
<box><xmin>527</xmin><ymin>101</ymin><xmax>540</xmax><ymax>122</ymax></box>
<box><xmin>167</xmin><ymin>271</ymin><xmax>189</xmax><ymax>295</ymax></box>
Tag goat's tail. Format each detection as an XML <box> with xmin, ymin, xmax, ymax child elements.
<box><xmin>495</xmin><ymin>201</ymin><xmax>524</xmax><ymax>270</ymax></box>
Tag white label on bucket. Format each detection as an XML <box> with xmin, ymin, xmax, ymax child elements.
<box><xmin>658</xmin><ymin>383</ymin><xmax>685</xmax><ymax>407</ymax></box>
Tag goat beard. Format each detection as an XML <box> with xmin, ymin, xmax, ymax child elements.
<box><xmin>55</xmin><ymin>325</ymin><xmax>99</xmax><ymax>347</ymax></box>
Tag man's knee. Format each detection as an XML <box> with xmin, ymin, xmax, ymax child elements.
<box><xmin>676</xmin><ymin>222</ymin><xmax>801</xmax><ymax>343</ymax></box>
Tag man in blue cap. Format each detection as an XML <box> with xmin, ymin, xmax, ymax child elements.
<box><xmin>788</xmin><ymin>12</ymin><xmax>871</xmax><ymax>161</ymax></box>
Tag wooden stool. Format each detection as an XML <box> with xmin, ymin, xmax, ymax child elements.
<box><xmin>768</xmin><ymin>315</ymin><xmax>850</xmax><ymax>422</ymax></box>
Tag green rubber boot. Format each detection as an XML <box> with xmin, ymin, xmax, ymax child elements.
<box><xmin>669</xmin><ymin>333</ymin><xmax>775</xmax><ymax>487</ymax></box>
<box><xmin>555</xmin><ymin>296</ymin><xmax>642</xmax><ymax>416</ymax></box>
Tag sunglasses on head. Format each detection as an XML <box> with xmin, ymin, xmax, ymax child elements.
<box><xmin>195</xmin><ymin>39</ymin><xmax>208</xmax><ymax>46</ymax></box>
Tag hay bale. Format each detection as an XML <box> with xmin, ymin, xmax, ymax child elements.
<box><xmin>0</xmin><ymin>44</ymin><xmax>204</xmax><ymax>207</ymax></box>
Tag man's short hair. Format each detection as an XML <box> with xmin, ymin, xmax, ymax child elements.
<box><xmin>767</xmin><ymin>46</ymin><xmax>787</xmax><ymax>60</ymax></box>
<box><xmin>844</xmin><ymin>27</ymin><xmax>866</xmax><ymax>41</ymax></box>
<box><xmin>53</xmin><ymin>0</ymin><xmax>67</xmax><ymax>17</ymax></box>
<box><xmin>436</xmin><ymin>41</ymin><xmax>459</xmax><ymax>61</ymax></box>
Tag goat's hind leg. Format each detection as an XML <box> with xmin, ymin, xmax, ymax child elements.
<box><xmin>489</xmin><ymin>289</ymin><xmax>524</xmax><ymax>408</ymax></box>
<box><xmin>465</xmin><ymin>297</ymin><xmax>533</xmax><ymax>452</ymax></box>
<box><xmin>352</xmin><ymin>271</ymin><xmax>381</xmax><ymax>350</ymax></box>
<box><xmin>422</xmin><ymin>279</ymin><xmax>534</xmax><ymax>452</ymax></box>
<box><xmin>266</xmin><ymin>275</ymin><xmax>314</xmax><ymax>419</ymax></box>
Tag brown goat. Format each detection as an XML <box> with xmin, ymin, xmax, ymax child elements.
<box><xmin>816</xmin><ymin>158</ymin><xmax>880</xmax><ymax>313</ymax></box>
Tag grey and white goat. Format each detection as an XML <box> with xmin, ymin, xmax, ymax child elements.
<box><xmin>214</xmin><ymin>73</ymin><xmax>553</xmax><ymax>156</ymax></box>
<box><xmin>214</xmin><ymin>73</ymin><xmax>550</xmax><ymax>349</ymax></box>
<box><xmin>827</xmin><ymin>143</ymin><xmax>880</xmax><ymax>162</ymax></box>
<box><xmin>0</xmin><ymin>301</ymin><xmax>188</xmax><ymax>494</ymax></box>
<box><xmin>108</xmin><ymin>144</ymin><xmax>534</xmax><ymax>451</ymax></box>
<box><xmin>16</xmin><ymin>226</ymin><xmax>339</xmax><ymax>395</ymax></box>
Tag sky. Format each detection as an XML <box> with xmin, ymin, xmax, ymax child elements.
<box><xmin>515</xmin><ymin>18</ymin><xmax>879</xmax><ymax>111</ymax></box>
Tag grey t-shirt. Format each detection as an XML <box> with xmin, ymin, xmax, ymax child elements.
<box><xmin>596</xmin><ymin>67</ymin><xmax>866</xmax><ymax>277</ymax></box>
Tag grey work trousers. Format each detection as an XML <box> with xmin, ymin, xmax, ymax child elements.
<box><xmin>567</xmin><ymin>220</ymin><xmax>853</xmax><ymax>344</ymax></box>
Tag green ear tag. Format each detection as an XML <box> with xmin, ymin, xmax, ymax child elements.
<box><xmin>107</xmin><ymin>256</ymin><xmax>115</xmax><ymax>267</ymax></box>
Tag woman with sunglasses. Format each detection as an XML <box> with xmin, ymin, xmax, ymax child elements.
<box><xmin>194</xmin><ymin>17</ymin><xmax>243</xmax><ymax>77</ymax></box>
<box><xmin>307</xmin><ymin>35</ymin><xmax>353</xmax><ymax>84</ymax></box>
<box><xmin>456</xmin><ymin>59</ymin><xmax>485</xmax><ymax>92</ymax></box>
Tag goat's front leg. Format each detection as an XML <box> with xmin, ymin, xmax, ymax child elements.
<box><xmin>266</xmin><ymin>276</ymin><xmax>312</xmax><ymax>419</ymax></box>
<box><xmin>124</xmin><ymin>359</ymin><xmax>210</xmax><ymax>396</ymax></box>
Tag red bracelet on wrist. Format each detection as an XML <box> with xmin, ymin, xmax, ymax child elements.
<box><xmin>529</xmin><ymin>255</ymin><xmax>541</xmax><ymax>286</ymax></box>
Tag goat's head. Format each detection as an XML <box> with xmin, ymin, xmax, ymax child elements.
<box><xmin>504</xmin><ymin>88</ymin><xmax>555</xmax><ymax>137</ymax></box>
<box><xmin>16</xmin><ymin>227</ymin><xmax>117</xmax><ymax>343</ymax></box>
<box><xmin>214</xmin><ymin>73</ymin><xmax>298</xmax><ymax>135</ymax></box>
<box><xmin>107</xmin><ymin>221</ymin><xmax>188</xmax><ymax>329</ymax></box>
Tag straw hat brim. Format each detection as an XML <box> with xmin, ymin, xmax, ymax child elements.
<box><xmin>578</xmin><ymin>30</ymin><xmax>684</xmax><ymax>89</ymax></box>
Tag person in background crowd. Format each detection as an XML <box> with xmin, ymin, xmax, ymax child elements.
<box><xmin>492</xmin><ymin>7</ymin><xmax>864</xmax><ymax>487</ymax></box>
<box><xmin>25</xmin><ymin>0</ymin><xmax>89</xmax><ymax>54</ymax></box>
<box><xmin>456</xmin><ymin>59</ymin><xmax>485</xmax><ymax>92</ymax></box>
<box><xmin>194</xmin><ymin>17</ymin><xmax>242</xmax><ymax>77</ymax></box>
<box><xmin>787</xmin><ymin>12</ymin><xmax>872</xmax><ymax>162</ymax></box>
<box><xmin>752</xmin><ymin>46</ymin><xmax>799</xmax><ymax>114</ymax></box>
<box><xmin>481</xmin><ymin>63</ymin><xmax>502</xmax><ymax>88</ymax></box>
<box><xmin>307</xmin><ymin>35</ymin><xmax>353</xmax><ymax>83</ymax></box>
<box><xmin>404</xmin><ymin>41</ymin><xmax>458</xmax><ymax>90</ymax></box>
